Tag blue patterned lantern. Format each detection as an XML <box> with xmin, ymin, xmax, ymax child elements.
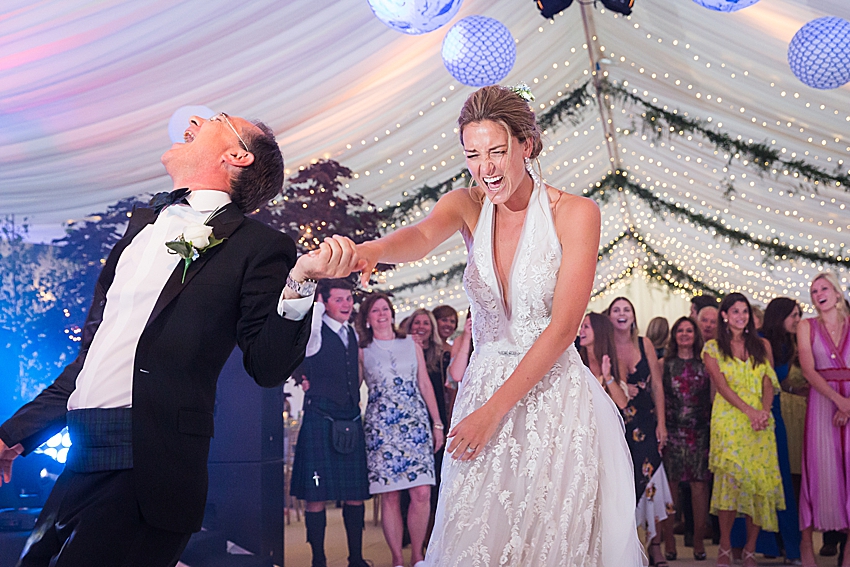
<box><xmin>691</xmin><ymin>0</ymin><xmax>759</xmax><ymax>12</ymax></box>
<box><xmin>788</xmin><ymin>17</ymin><xmax>850</xmax><ymax>90</ymax></box>
<box><xmin>367</xmin><ymin>0</ymin><xmax>463</xmax><ymax>35</ymax></box>
<box><xmin>168</xmin><ymin>105</ymin><xmax>214</xmax><ymax>144</ymax></box>
<box><xmin>441</xmin><ymin>16</ymin><xmax>516</xmax><ymax>87</ymax></box>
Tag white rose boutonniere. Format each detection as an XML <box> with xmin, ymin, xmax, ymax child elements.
<box><xmin>165</xmin><ymin>209</ymin><xmax>226</xmax><ymax>283</ymax></box>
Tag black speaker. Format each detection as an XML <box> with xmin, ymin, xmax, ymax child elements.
<box><xmin>181</xmin><ymin>348</ymin><xmax>284</xmax><ymax>567</ymax></box>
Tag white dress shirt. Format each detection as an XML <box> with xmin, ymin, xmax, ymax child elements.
<box><xmin>68</xmin><ymin>190</ymin><xmax>313</xmax><ymax>410</ymax></box>
<box><xmin>304</xmin><ymin>302</ymin><xmax>357</xmax><ymax>358</ymax></box>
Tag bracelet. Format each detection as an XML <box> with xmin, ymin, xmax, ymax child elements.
<box><xmin>605</xmin><ymin>377</ymin><xmax>615</xmax><ymax>386</ymax></box>
<box><xmin>433</xmin><ymin>423</ymin><xmax>444</xmax><ymax>430</ymax></box>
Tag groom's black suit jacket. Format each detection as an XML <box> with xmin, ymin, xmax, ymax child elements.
<box><xmin>0</xmin><ymin>202</ymin><xmax>311</xmax><ymax>534</ymax></box>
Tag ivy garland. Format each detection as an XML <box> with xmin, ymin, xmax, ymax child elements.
<box><xmin>598</xmin><ymin>80</ymin><xmax>849</xmax><ymax>190</ymax></box>
<box><xmin>588</xmin><ymin>171</ymin><xmax>850</xmax><ymax>268</ymax></box>
<box><xmin>390</xmin><ymin>170</ymin><xmax>470</xmax><ymax>221</ymax></box>
<box><xmin>537</xmin><ymin>80</ymin><xmax>595</xmax><ymax>131</ymax></box>
<box><xmin>382</xmin><ymin>261</ymin><xmax>466</xmax><ymax>294</ymax></box>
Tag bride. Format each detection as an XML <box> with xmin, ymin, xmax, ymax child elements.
<box><xmin>357</xmin><ymin>85</ymin><xmax>645</xmax><ymax>566</ymax></box>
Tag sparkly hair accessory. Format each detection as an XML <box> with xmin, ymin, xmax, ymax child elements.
<box><xmin>508</xmin><ymin>82</ymin><xmax>535</xmax><ymax>103</ymax></box>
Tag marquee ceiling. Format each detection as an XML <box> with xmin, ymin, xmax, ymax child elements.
<box><xmin>1</xmin><ymin>0</ymin><xmax>848</xmax><ymax>315</ymax></box>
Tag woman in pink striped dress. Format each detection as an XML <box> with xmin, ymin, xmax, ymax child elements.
<box><xmin>797</xmin><ymin>272</ymin><xmax>850</xmax><ymax>567</ymax></box>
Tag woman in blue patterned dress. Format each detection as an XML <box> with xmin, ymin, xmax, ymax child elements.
<box><xmin>357</xmin><ymin>293</ymin><xmax>444</xmax><ymax>567</ymax></box>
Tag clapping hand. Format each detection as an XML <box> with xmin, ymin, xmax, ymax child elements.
<box><xmin>0</xmin><ymin>439</ymin><xmax>23</xmax><ymax>486</ymax></box>
<box><xmin>601</xmin><ymin>355</ymin><xmax>612</xmax><ymax>380</ymax></box>
<box><xmin>292</xmin><ymin>235</ymin><xmax>360</xmax><ymax>282</ymax></box>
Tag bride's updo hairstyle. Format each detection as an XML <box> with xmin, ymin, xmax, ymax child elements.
<box><xmin>458</xmin><ymin>86</ymin><xmax>543</xmax><ymax>195</ymax></box>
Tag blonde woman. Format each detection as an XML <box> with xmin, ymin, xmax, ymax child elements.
<box><xmin>797</xmin><ymin>272</ymin><xmax>850</xmax><ymax>567</ymax></box>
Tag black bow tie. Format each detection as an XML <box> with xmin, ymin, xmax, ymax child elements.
<box><xmin>149</xmin><ymin>188</ymin><xmax>190</xmax><ymax>213</ymax></box>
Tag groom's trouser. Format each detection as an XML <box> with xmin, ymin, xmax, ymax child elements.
<box><xmin>17</xmin><ymin>468</ymin><xmax>191</xmax><ymax>567</ymax></box>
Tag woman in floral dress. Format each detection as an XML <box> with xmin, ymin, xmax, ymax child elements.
<box><xmin>661</xmin><ymin>316</ymin><xmax>711</xmax><ymax>561</ymax></box>
<box><xmin>703</xmin><ymin>292</ymin><xmax>784</xmax><ymax>567</ymax></box>
<box><xmin>608</xmin><ymin>297</ymin><xmax>673</xmax><ymax>567</ymax></box>
<box><xmin>357</xmin><ymin>293</ymin><xmax>444</xmax><ymax>567</ymax></box>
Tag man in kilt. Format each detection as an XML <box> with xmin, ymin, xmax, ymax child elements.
<box><xmin>291</xmin><ymin>278</ymin><xmax>370</xmax><ymax>567</ymax></box>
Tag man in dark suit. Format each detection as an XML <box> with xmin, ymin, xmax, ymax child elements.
<box><xmin>0</xmin><ymin>112</ymin><xmax>358</xmax><ymax>566</ymax></box>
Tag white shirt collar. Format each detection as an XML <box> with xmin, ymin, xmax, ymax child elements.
<box><xmin>186</xmin><ymin>189</ymin><xmax>232</xmax><ymax>213</ymax></box>
<box><xmin>322</xmin><ymin>312</ymin><xmax>348</xmax><ymax>334</ymax></box>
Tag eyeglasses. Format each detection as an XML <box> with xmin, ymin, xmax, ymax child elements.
<box><xmin>212</xmin><ymin>112</ymin><xmax>249</xmax><ymax>152</ymax></box>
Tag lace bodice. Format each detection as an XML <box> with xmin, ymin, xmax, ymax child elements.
<box><xmin>463</xmin><ymin>174</ymin><xmax>561</xmax><ymax>352</ymax></box>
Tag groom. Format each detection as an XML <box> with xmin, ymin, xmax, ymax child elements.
<box><xmin>0</xmin><ymin>112</ymin><xmax>358</xmax><ymax>566</ymax></box>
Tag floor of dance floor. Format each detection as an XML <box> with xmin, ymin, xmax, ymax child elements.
<box><xmin>284</xmin><ymin>505</ymin><xmax>835</xmax><ymax>567</ymax></box>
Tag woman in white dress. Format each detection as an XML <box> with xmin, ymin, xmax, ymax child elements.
<box><xmin>357</xmin><ymin>85</ymin><xmax>645</xmax><ymax>566</ymax></box>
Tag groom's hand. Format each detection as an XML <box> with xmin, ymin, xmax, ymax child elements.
<box><xmin>292</xmin><ymin>235</ymin><xmax>359</xmax><ymax>282</ymax></box>
<box><xmin>0</xmin><ymin>439</ymin><xmax>23</xmax><ymax>486</ymax></box>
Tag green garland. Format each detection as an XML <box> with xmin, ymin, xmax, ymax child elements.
<box><xmin>537</xmin><ymin>80</ymin><xmax>594</xmax><ymax>131</ymax></box>
<box><xmin>598</xmin><ymin>80</ymin><xmax>849</xmax><ymax>190</ymax></box>
<box><xmin>381</xmin><ymin>261</ymin><xmax>466</xmax><ymax>294</ymax></box>
<box><xmin>390</xmin><ymin>170</ymin><xmax>469</xmax><ymax>221</ymax></box>
<box><xmin>589</xmin><ymin>171</ymin><xmax>850</xmax><ymax>268</ymax></box>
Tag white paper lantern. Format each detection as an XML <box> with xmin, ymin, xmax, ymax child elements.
<box><xmin>441</xmin><ymin>16</ymin><xmax>516</xmax><ymax>87</ymax></box>
<box><xmin>367</xmin><ymin>0</ymin><xmax>463</xmax><ymax>35</ymax></box>
<box><xmin>168</xmin><ymin>105</ymin><xmax>214</xmax><ymax>144</ymax></box>
<box><xmin>691</xmin><ymin>0</ymin><xmax>759</xmax><ymax>12</ymax></box>
<box><xmin>788</xmin><ymin>17</ymin><xmax>850</xmax><ymax>90</ymax></box>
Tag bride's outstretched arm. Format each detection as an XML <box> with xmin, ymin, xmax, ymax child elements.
<box><xmin>356</xmin><ymin>188</ymin><xmax>477</xmax><ymax>285</ymax></box>
<box><xmin>447</xmin><ymin>193</ymin><xmax>601</xmax><ymax>461</ymax></box>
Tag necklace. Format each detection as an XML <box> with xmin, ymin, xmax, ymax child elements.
<box><xmin>371</xmin><ymin>336</ymin><xmax>396</xmax><ymax>351</ymax></box>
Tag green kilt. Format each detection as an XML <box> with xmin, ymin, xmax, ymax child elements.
<box><xmin>290</xmin><ymin>397</ymin><xmax>370</xmax><ymax>502</ymax></box>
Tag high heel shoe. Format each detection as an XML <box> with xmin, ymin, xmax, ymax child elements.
<box><xmin>717</xmin><ymin>546</ymin><xmax>732</xmax><ymax>567</ymax></box>
<box><xmin>693</xmin><ymin>550</ymin><xmax>707</xmax><ymax>561</ymax></box>
<box><xmin>742</xmin><ymin>549</ymin><xmax>757</xmax><ymax>567</ymax></box>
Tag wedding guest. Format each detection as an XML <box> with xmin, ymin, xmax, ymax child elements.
<box><xmin>399</xmin><ymin>308</ymin><xmax>447</xmax><ymax>544</ymax></box>
<box><xmin>647</xmin><ymin>316</ymin><xmax>670</xmax><ymax>360</ymax></box>
<box><xmin>796</xmin><ymin>273</ymin><xmax>850</xmax><ymax>567</ymax></box>
<box><xmin>691</xmin><ymin>295</ymin><xmax>719</xmax><ymax>322</ymax></box>
<box><xmin>608</xmin><ymin>297</ymin><xmax>673</xmax><ymax>567</ymax></box>
<box><xmin>400</xmin><ymin>309</ymin><xmax>448</xmax><ymax>437</ymax></box>
<box><xmin>430</xmin><ymin>305</ymin><xmax>458</xmax><ymax>423</ymax></box>
<box><xmin>579</xmin><ymin>312</ymin><xmax>628</xmax><ymax>409</ymax></box>
<box><xmin>357</xmin><ymin>293</ymin><xmax>444</xmax><ymax>567</ymax></box>
<box><xmin>661</xmin><ymin>317</ymin><xmax>711</xmax><ymax>562</ymax></box>
<box><xmin>703</xmin><ymin>292</ymin><xmax>784</xmax><ymax>567</ymax></box>
<box><xmin>729</xmin><ymin>297</ymin><xmax>802</xmax><ymax>563</ymax></box>
<box><xmin>697</xmin><ymin>305</ymin><xmax>719</xmax><ymax>342</ymax></box>
<box><xmin>290</xmin><ymin>279</ymin><xmax>370</xmax><ymax>567</ymax></box>
<box><xmin>432</xmin><ymin>305</ymin><xmax>459</xmax><ymax>347</ymax></box>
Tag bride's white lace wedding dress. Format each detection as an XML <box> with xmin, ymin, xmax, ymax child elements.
<box><xmin>424</xmin><ymin>176</ymin><xmax>646</xmax><ymax>566</ymax></box>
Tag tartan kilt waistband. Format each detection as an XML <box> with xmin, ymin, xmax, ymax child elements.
<box><xmin>66</xmin><ymin>408</ymin><xmax>133</xmax><ymax>473</ymax></box>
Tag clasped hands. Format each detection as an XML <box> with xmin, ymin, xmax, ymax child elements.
<box><xmin>745</xmin><ymin>406</ymin><xmax>770</xmax><ymax>431</ymax></box>
<box><xmin>289</xmin><ymin>235</ymin><xmax>370</xmax><ymax>284</ymax></box>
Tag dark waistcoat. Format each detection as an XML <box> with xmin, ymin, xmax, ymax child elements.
<box><xmin>303</xmin><ymin>322</ymin><xmax>359</xmax><ymax>409</ymax></box>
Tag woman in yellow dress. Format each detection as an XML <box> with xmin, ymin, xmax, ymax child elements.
<box><xmin>702</xmin><ymin>292</ymin><xmax>785</xmax><ymax>567</ymax></box>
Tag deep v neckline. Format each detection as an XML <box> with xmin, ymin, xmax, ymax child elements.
<box><xmin>490</xmin><ymin>203</ymin><xmax>531</xmax><ymax>318</ymax></box>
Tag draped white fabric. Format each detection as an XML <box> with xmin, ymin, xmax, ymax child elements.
<box><xmin>1</xmin><ymin>0</ymin><xmax>848</xmax><ymax>313</ymax></box>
